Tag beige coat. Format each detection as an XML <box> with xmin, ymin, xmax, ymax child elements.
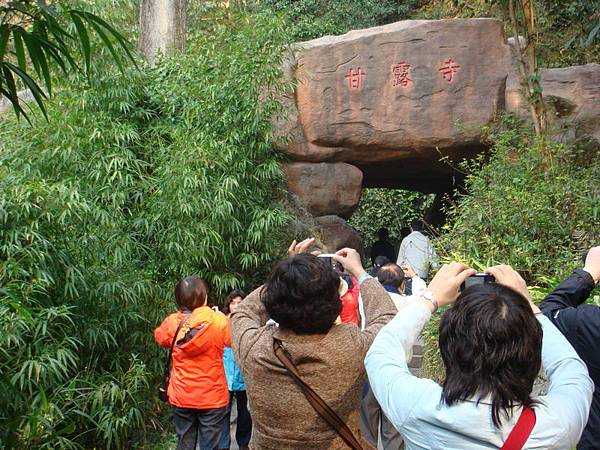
<box><xmin>231</xmin><ymin>278</ymin><xmax>397</xmax><ymax>449</ymax></box>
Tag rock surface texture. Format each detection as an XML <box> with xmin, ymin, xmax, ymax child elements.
<box><xmin>281</xmin><ymin>18</ymin><xmax>513</xmax><ymax>191</ymax></box>
<box><xmin>315</xmin><ymin>215</ymin><xmax>364</xmax><ymax>255</ymax></box>
<box><xmin>277</xmin><ymin>19</ymin><xmax>599</xmax><ymax>245</ymax></box>
<box><xmin>506</xmin><ymin>63</ymin><xmax>600</xmax><ymax>142</ymax></box>
<box><xmin>284</xmin><ymin>162</ymin><xmax>363</xmax><ymax>218</ymax></box>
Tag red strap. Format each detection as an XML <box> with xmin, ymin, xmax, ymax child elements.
<box><xmin>500</xmin><ymin>406</ymin><xmax>536</xmax><ymax>450</ymax></box>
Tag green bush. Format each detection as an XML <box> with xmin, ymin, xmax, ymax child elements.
<box><xmin>437</xmin><ymin>116</ymin><xmax>599</xmax><ymax>288</ymax></box>
<box><xmin>421</xmin><ymin>116</ymin><xmax>599</xmax><ymax>381</ymax></box>
<box><xmin>0</xmin><ymin>10</ymin><xmax>290</xmax><ymax>448</ymax></box>
<box><xmin>349</xmin><ymin>189</ymin><xmax>434</xmax><ymax>250</ymax></box>
<box><xmin>255</xmin><ymin>0</ymin><xmax>420</xmax><ymax>40</ymax></box>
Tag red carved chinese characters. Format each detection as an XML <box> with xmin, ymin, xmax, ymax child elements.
<box><xmin>392</xmin><ymin>62</ymin><xmax>412</xmax><ymax>87</ymax></box>
<box><xmin>438</xmin><ymin>58</ymin><xmax>460</xmax><ymax>83</ymax></box>
<box><xmin>345</xmin><ymin>67</ymin><xmax>366</xmax><ymax>90</ymax></box>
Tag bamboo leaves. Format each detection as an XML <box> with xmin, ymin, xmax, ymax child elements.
<box><xmin>1</xmin><ymin>3</ymin><xmax>136</xmax><ymax>123</ymax></box>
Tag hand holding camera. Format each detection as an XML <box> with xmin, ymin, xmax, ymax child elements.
<box><xmin>333</xmin><ymin>248</ymin><xmax>366</xmax><ymax>280</ymax></box>
<box><xmin>485</xmin><ymin>264</ymin><xmax>540</xmax><ymax>314</ymax></box>
<box><xmin>426</xmin><ymin>262</ymin><xmax>476</xmax><ymax>309</ymax></box>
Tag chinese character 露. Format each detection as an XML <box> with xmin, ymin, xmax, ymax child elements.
<box><xmin>392</xmin><ymin>61</ymin><xmax>412</xmax><ymax>87</ymax></box>
<box><xmin>345</xmin><ymin>67</ymin><xmax>366</xmax><ymax>90</ymax></box>
<box><xmin>439</xmin><ymin>58</ymin><xmax>460</xmax><ymax>83</ymax></box>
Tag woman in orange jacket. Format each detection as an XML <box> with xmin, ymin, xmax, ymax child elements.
<box><xmin>155</xmin><ymin>276</ymin><xmax>232</xmax><ymax>450</ymax></box>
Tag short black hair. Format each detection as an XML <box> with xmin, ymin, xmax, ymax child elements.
<box><xmin>377</xmin><ymin>227</ymin><xmax>389</xmax><ymax>239</ymax></box>
<box><xmin>175</xmin><ymin>276</ymin><xmax>209</xmax><ymax>311</ymax></box>
<box><xmin>261</xmin><ymin>254</ymin><xmax>342</xmax><ymax>334</ymax></box>
<box><xmin>439</xmin><ymin>283</ymin><xmax>542</xmax><ymax>427</ymax></box>
<box><xmin>377</xmin><ymin>263</ymin><xmax>405</xmax><ymax>288</ymax></box>
<box><xmin>373</xmin><ymin>255</ymin><xmax>390</xmax><ymax>268</ymax></box>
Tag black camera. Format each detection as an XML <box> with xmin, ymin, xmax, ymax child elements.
<box><xmin>460</xmin><ymin>273</ymin><xmax>495</xmax><ymax>291</ymax></box>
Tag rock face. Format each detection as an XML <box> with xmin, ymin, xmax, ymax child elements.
<box><xmin>284</xmin><ymin>162</ymin><xmax>363</xmax><ymax>218</ymax></box>
<box><xmin>281</xmin><ymin>18</ymin><xmax>513</xmax><ymax>190</ymax></box>
<box><xmin>276</xmin><ymin>19</ymin><xmax>599</xmax><ymax>245</ymax></box>
<box><xmin>506</xmin><ymin>63</ymin><xmax>600</xmax><ymax>142</ymax></box>
<box><xmin>315</xmin><ymin>215</ymin><xmax>364</xmax><ymax>255</ymax></box>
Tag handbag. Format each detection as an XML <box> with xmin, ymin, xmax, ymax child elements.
<box><xmin>158</xmin><ymin>312</ymin><xmax>190</xmax><ymax>402</ymax></box>
<box><xmin>273</xmin><ymin>338</ymin><xmax>363</xmax><ymax>450</ymax></box>
<box><xmin>499</xmin><ymin>406</ymin><xmax>536</xmax><ymax>450</ymax></box>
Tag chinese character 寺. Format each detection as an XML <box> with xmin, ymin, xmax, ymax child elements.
<box><xmin>345</xmin><ymin>67</ymin><xmax>366</xmax><ymax>90</ymax></box>
<box><xmin>439</xmin><ymin>58</ymin><xmax>460</xmax><ymax>83</ymax></box>
<box><xmin>392</xmin><ymin>61</ymin><xmax>412</xmax><ymax>87</ymax></box>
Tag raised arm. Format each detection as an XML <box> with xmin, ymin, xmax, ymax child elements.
<box><xmin>230</xmin><ymin>286</ymin><xmax>269</xmax><ymax>369</ymax></box>
<box><xmin>365</xmin><ymin>301</ymin><xmax>438</xmax><ymax>428</ymax></box>
<box><xmin>366</xmin><ymin>262</ymin><xmax>475</xmax><ymax>428</ymax></box>
<box><xmin>333</xmin><ymin>248</ymin><xmax>397</xmax><ymax>350</ymax></box>
<box><xmin>540</xmin><ymin>247</ymin><xmax>599</xmax><ymax>337</ymax></box>
<box><xmin>541</xmin><ymin>269</ymin><xmax>595</xmax><ymax>311</ymax></box>
<box><xmin>541</xmin><ymin>247</ymin><xmax>599</xmax><ymax>312</ymax></box>
<box><xmin>356</xmin><ymin>278</ymin><xmax>398</xmax><ymax>349</ymax></box>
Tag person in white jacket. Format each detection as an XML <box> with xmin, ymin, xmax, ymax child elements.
<box><xmin>366</xmin><ymin>262</ymin><xmax>593</xmax><ymax>450</ymax></box>
<box><xmin>396</xmin><ymin>221</ymin><xmax>438</xmax><ymax>281</ymax></box>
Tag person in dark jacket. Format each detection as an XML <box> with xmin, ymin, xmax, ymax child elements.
<box><xmin>371</xmin><ymin>228</ymin><xmax>396</xmax><ymax>264</ymax></box>
<box><xmin>540</xmin><ymin>246</ymin><xmax>600</xmax><ymax>450</ymax></box>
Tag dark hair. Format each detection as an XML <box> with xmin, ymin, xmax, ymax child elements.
<box><xmin>377</xmin><ymin>263</ymin><xmax>405</xmax><ymax>288</ymax></box>
<box><xmin>439</xmin><ymin>283</ymin><xmax>542</xmax><ymax>427</ymax></box>
<box><xmin>373</xmin><ymin>255</ymin><xmax>390</xmax><ymax>268</ymax></box>
<box><xmin>222</xmin><ymin>289</ymin><xmax>247</xmax><ymax>314</ymax></box>
<box><xmin>175</xmin><ymin>276</ymin><xmax>209</xmax><ymax>311</ymax></box>
<box><xmin>261</xmin><ymin>254</ymin><xmax>342</xmax><ymax>334</ymax></box>
<box><xmin>400</xmin><ymin>226</ymin><xmax>411</xmax><ymax>239</ymax></box>
<box><xmin>377</xmin><ymin>227</ymin><xmax>389</xmax><ymax>239</ymax></box>
<box><xmin>410</xmin><ymin>219</ymin><xmax>423</xmax><ymax>231</ymax></box>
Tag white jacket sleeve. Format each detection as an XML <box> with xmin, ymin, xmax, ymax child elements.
<box><xmin>365</xmin><ymin>302</ymin><xmax>440</xmax><ymax>428</ymax></box>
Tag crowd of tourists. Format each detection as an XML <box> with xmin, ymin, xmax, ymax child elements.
<box><xmin>154</xmin><ymin>226</ymin><xmax>600</xmax><ymax>450</ymax></box>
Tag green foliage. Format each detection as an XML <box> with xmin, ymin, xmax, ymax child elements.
<box><xmin>437</xmin><ymin>115</ymin><xmax>599</xmax><ymax>287</ymax></box>
<box><xmin>414</xmin><ymin>0</ymin><xmax>600</xmax><ymax>67</ymax></box>
<box><xmin>0</xmin><ymin>9</ymin><xmax>290</xmax><ymax>448</ymax></box>
<box><xmin>1</xmin><ymin>0</ymin><xmax>135</xmax><ymax>121</ymax></box>
<box><xmin>349</xmin><ymin>189</ymin><xmax>434</xmax><ymax>249</ymax></box>
<box><xmin>422</xmin><ymin>116</ymin><xmax>599</xmax><ymax>382</ymax></box>
<box><xmin>254</xmin><ymin>0</ymin><xmax>420</xmax><ymax>40</ymax></box>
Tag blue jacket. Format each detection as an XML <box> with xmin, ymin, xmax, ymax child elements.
<box><xmin>223</xmin><ymin>346</ymin><xmax>246</xmax><ymax>391</ymax></box>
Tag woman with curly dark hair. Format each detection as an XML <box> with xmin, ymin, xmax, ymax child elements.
<box><xmin>231</xmin><ymin>239</ymin><xmax>397</xmax><ymax>449</ymax></box>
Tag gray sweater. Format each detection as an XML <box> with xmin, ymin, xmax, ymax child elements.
<box><xmin>231</xmin><ymin>278</ymin><xmax>397</xmax><ymax>449</ymax></box>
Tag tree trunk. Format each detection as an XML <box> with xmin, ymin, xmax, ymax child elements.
<box><xmin>138</xmin><ymin>0</ymin><xmax>187</xmax><ymax>66</ymax></box>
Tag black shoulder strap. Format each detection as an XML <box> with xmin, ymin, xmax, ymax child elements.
<box><xmin>163</xmin><ymin>312</ymin><xmax>191</xmax><ymax>380</ymax></box>
<box><xmin>273</xmin><ymin>338</ymin><xmax>363</xmax><ymax>450</ymax></box>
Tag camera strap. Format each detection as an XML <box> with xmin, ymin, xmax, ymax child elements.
<box><xmin>273</xmin><ymin>338</ymin><xmax>363</xmax><ymax>450</ymax></box>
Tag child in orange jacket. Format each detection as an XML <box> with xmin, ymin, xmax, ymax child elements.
<box><xmin>155</xmin><ymin>276</ymin><xmax>232</xmax><ymax>450</ymax></box>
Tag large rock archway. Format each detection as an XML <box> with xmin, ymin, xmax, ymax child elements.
<box><xmin>277</xmin><ymin>18</ymin><xmax>600</xmax><ymax>251</ymax></box>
